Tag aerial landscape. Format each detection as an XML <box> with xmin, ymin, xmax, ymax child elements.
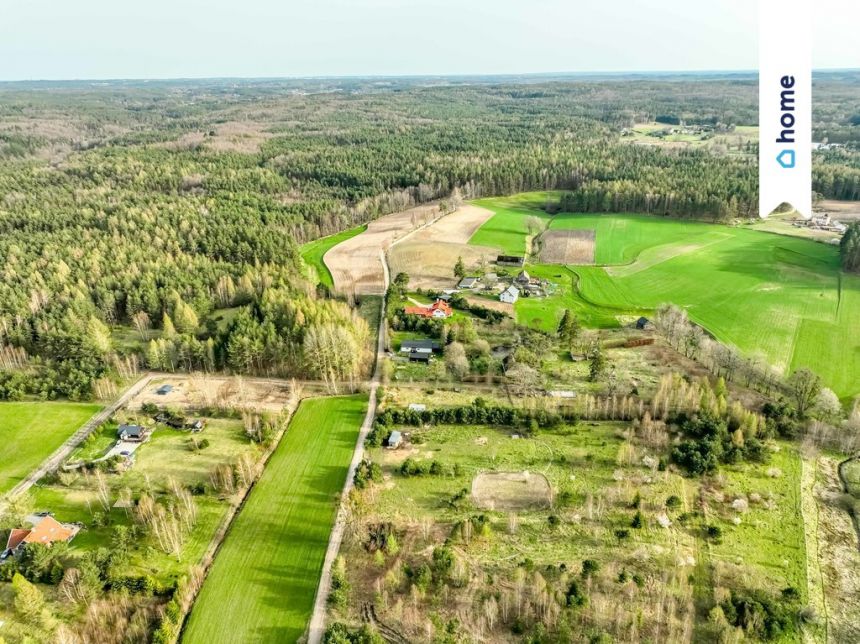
<box><xmin>0</xmin><ymin>2</ymin><xmax>859</xmax><ymax>644</ymax></box>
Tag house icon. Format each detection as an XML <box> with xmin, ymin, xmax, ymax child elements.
<box><xmin>777</xmin><ymin>149</ymin><xmax>795</xmax><ymax>169</ymax></box>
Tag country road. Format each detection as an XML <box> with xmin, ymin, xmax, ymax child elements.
<box><xmin>0</xmin><ymin>373</ymin><xmax>155</xmax><ymax>512</ymax></box>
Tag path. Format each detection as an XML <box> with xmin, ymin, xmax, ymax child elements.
<box><xmin>309</xmin><ymin>218</ymin><xmax>430</xmax><ymax>642</ymax></box>
<box><xmin>0</xmin><ymin>373</ymin><xmax>154</xmax><ymax>511</ymax></box>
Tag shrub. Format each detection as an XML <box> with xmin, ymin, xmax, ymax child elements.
<box><xmin>581</xmin><ymin>559</ymin><xmax>600</xmax><ymax>578</ymax></box>
<box><xmin>630</xmin><ymin>511</ymin><xmax>643</xmax><ymax>529</ymax></box>
<box><xmin>665</xmin><ymin>495</ymin><xmax>682</xmax><ymax>509</ymax></box>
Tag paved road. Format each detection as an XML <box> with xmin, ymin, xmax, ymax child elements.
<box><xmin>0</xmin><ymin>373</ymin><xmax>154</xmax><ymax>512</ymax></box>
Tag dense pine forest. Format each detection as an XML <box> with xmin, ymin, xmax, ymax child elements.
<box><xmin>0</xmin><ymin>72</ymin><xmax>858</xmax><ymax>399</ymax></box>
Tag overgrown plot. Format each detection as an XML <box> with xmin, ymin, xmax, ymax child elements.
<box><xmin>182</xmin><ymin>395</ymin><xmax>366</xmax><ymax>644</ymax></box>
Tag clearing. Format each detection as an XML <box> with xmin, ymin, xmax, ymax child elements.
<box><xmin>538</xmin><ymin>229</ymin><xmax>596</xmax><ymax>264</ymax></box>
<box><xmin>0</xmin><ymin>402</ymin><xmax>100</xmax><ymax>494</ymax></box>
<box><xmin>130</xmin><ymin>375</ymin><xmax>298</xmax><ymax>412</ymax></box>
<box><xmin>471</xmin><ymin>470</ymin><xmax>553</xmax><ymax>510</ymax></box>
<box><xmin>182</xmin><ymin>395</ymin><xmax>366</xmax><ymax>644</ymax></box>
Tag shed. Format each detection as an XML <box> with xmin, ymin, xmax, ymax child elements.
<box><xmin>408</xmin><ymin>403</ymin><xmax>427</xmax><ymax>412</ymax></box>
<box><xmin>458</xmin><ymin>277</ymin><xmax>480</xmax><ymax>289</ymax></box>
<box><xmin>156</xmin><ymin>384</ymin><xmax>174</xmax><ymax>395</ymax></box>
<box><xmin>387</xmin><ymin>431</ymin><xmax>403</xmax><ymax>449</ymax></box>
<box><xmin>635</xmin><ymin>317</ymin><xmax>651</xmax><ymax>330</ymax></box>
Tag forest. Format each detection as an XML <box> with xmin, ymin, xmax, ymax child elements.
<box><xmin>0</xmin><ymin>72</ymin><xmax>858</xmax><ymax>398</ymax></box>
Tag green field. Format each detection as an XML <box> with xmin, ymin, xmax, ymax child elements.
<box><xmin>470</xmin><ymin>195</ymin><xmax>860</xmax><ymax>399</ymax></box>
<box><xmin>182</xmin><ymin>395</ymin><xmax>366</xmax><ymax>644</ymax></box>
<box><xmin>300</xmin><ymin>225</ymin><xmax>366</xmax><ymax>288</ymax></box>
<box><xmin>0</xmin><ymin>402</ymin><xmax>100</xmax><ymax>494</ymax></box>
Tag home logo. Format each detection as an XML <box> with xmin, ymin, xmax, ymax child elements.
<box><xmin>758</xmin><ymin>1</ymin><xmax>811</xmax><ymax>218</ymax></box>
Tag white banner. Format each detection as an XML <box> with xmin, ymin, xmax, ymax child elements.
<box><xmin>758</xmin><ymin>0</ymin><xmax>812</xmax><ymax>219</ymax></box>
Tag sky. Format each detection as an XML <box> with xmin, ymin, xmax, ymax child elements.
<box><xmin>0</xmin><ymin>0</ymin><xmax>857</xmax><ymax>80</ymax></box>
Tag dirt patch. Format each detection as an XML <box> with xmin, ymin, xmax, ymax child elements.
<box><xmin>387</xmin><ymin>204</ymin><xmax>500</xmax><ymax>289</ymax></box>
<box><xmin>818</xmin><ymin>199</ymin><xmax>860</xmax><ymax>221</ymax></box>
<box><xmin>130</xmin><ymin>375</ymin><xmax>296</xmax><ymax>412</ymax></box>
<box><xmin>471</xmin><ymin>471</ymin><xmax>553</xmax><ymax>510</ymax></box>
<box><xmin>464</xmin><ymin>296</ymin><xmax>514</xmax><ymax>316</ymax></box>
<box><xmin>538</xmin><ymin>229</ymin><xmax>595</xmax><ymax>264</ymax></box>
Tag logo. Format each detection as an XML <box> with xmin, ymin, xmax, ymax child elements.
<box><xmin>777</xmin><ymin>150</ymin><xmax>795</xmax><ymax>168</ymax></box>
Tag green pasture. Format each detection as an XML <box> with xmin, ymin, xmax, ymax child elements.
<box><xmin>470</xmin><ymin>195</ymin><xmax>860</xmax><ymax>398</ymax></box>
<box><xmin>0</xmin><ymin>402</ymin><xmax>100</xmax><ymax>494</ymax></box>
<box><xmin>182</xmin><ymin>395</ymin><xmax>366</xmax><ymax>644</ymax></box>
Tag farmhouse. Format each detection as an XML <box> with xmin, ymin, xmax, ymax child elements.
<box><xmin>500</xmin><ymin>285</ymin><xmax>520</xmax><ymax>304</ymax></box>
<box><xmin>400</xmin><ymin>339</ymin><xmax>442</xmax><ymax>355</ymax></box>
<box><xmin>497</xmin><ymin>255</ymin><xmax>525</xmax><ymax>267</ymax></box>
<box><xmin>458</xmin><ymin>276</ymin><xmax>480</xmax><ymax>289</ymax></box>
<box><xmin>403</xmin><ymin>299</ymin><xmax>453</xmax><ymax>319</ymax></box>
<box><xmin>4</xmin><ymin>515</ymin><xmax>80</xmax><ymax>556</ymax></box>
<box><xmin>117</xmin><ymin>424</ymin><xmax>149</xmax><ymax>442</ymax></box>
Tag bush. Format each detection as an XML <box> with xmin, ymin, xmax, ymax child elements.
<box><xmin>665</xmin><ymin>495</ymin><xmax>682</xmax><ymax>509</ymax></box>
<box><xmin>581</xmin><ymin>559</ymin><xmax>600</xmax><ymax>578</ymax></box>
<box><xmin>720</xmin><ymin>588</ymin><xmax>797</xmax><ymax>640</ymax></box>
<box><xmin>354</xmin><ymin>459</ymin><xmax>382</xmax><ymax>489</ymax></box>
<box><xmin>630</xmin><ymin>511</ymin><xmax>643</xmax><ymax>529</ymax></box>
<box><xmin>705</xmin><ymin>525</ymin><xmax>723</xmax><ymax>542</ymax></box>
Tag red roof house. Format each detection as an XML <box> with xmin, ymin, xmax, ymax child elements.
<box><xmin>403</xmin><ymin>299</ymin><xmax>452</xmax><ymax>319</ymax></box>
<box><xmin>4</xmin><ymin>516</ymin><xmax>79</xmax><ymax>555</ymax></box>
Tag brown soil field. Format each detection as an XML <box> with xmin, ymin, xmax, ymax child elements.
<box><xmin>326</xmin><ymin>203</ymin><xmax>443</xmax><ymax>295</ymax></box>
<box><xmin>130</xmin><ymin>374</ymin><xmax>298</xmax><ymax>412</ymax></box>
<box><xmin>465</xmin><ymin>295</ymin><xmax>513</xmax><ymax>316</ymax></box>
<box><xmin>387</xmin><ymin>204</ymin><xmax>499</xmax><ymax>288</ymax></box>
<box><xmin>471</xmin><ymin>470</ymin><xmax>552</xmax><ymax>510</ymax></box>
<box><xmin>538</xmin><ymin>229</ymin><xmax>596</xmax><ymax>264</ymax></box>
<box><xmin>818</xmin><ymin>199</ymin><xmax>860</xmax><ymax>221</ymax></box>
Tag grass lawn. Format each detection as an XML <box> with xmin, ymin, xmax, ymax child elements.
<box><xmin>0</xmin><ymin>402</ymin><xmax>100</xmax><ymax>494</ymax></box>
<box><xmin>182</xmin><ymin>395</ymin><xmax>367</xmax><ymax>644</ymax></box>
<box><xmin>300</xmin><ymin>225</ymin><xmax>367</xmax><ymax>288</ymax></box>
<box><xmin>469</xmin><ymin>194</ymin><xmax>860</xmax><ymax>398</ymax></box>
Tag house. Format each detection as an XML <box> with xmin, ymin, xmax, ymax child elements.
<box><xmin>515</xmin><ymin>270</ymin><xmax>531</xmax><ymax>285</ymax></box>
<box><xmin>407</xmin><ymin>350</ymin><xmax>432</xmax><ymax>363</ymax></box>
<box><xmin>497</xmin><ymin>255</ymin><xmax>525</xmax><ymax>267</ymax></box>
<box><xmin>4</xmin><ymin>515</ymin><xmax>79</xmax><ymax>556</ymax></box>
<box><xmin>458</xmin><ymin>276</ymin><xmax>480</xmax><ymax>290</ymax></box>
<box><xmin>403</xmin><ymin>299</ymin><xmax>453</xmax><ymax>319</ymax></box>
<box><xmin>155</xmin><ymin>384</ymin><xmax>174</xmax><ymax>396</ymax></box>
<box><xmin>117</xmin><ymin>424</ymin><xmax>148</xmax><ymax>442</ymax></box>
<box><xmin>400</xmin><ymin>339</ymin><xmax>442</xmax><ymax>355</ymax></box>
<box><xmin>500</xmin><ymin>285</ymin><xmax>520</xmax><ymax>304</ymax></box>
<box><xmin>635</xmin><ymin>316</ymin><xmax>651</xmax><ymax>330</ymax></box>
<box><xmin>408</xmin><ymin>403</ymin><xmax>427</xmax><ymax>412</ymax></box>
<box><xmin>386</xmin><ymin>430</ymin><xmax>403</xmax><ymax>449</ymax></box>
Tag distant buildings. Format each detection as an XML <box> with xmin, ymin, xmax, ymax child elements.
<box><xmin>497</xmin><ymin>255</ymin><xmax>525</xmax><ymax>267</ymax></box>
<box><xmin>458</xmin><ymin>276</ymin><xmax>480</xmax><ymax>289</ymax></box>
<box><xmin>117</xmin><ymin>424</ymin><xmax>149</xmax><ymax>442</ymax></box>
<box><xmin>500</xmin><ymin>285</ymin><xmax>520</xmax><ymax>304</ymax></box>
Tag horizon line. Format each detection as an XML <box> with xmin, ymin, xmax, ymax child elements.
<box><xmin>2</xmin><ymin>67</ymin><xmax>859</xmax><ymax>85</ymax></box>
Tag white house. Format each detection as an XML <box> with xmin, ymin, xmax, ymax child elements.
<box><xmin>500</xmin><ymin>285</ymin><xmax>520</xmax><ymax>304</ymax></box>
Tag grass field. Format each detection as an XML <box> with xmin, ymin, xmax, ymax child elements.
<box><xmin>300</xmin><ymin>225</ymin><xmax>366</xmax><ymax>288</ymax></box>
<box><xmin>182</xmin><ymin>395</ymin><xmax>367</xmax><ymax>644</ymax></box>
<box><xmin>470</xmin><ymin>195</ymin><xmax>860</xmax><ymax>399</ymax></box>
<box><xmin>0</xmin><ymin>402</ymin><xmax>100</xmax><ymax>494</ymax></box>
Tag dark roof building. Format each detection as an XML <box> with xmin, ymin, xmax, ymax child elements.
<box><xmin>117</xmin><ymin>424</ymin><xmax>147</xmax><ymax>441</ymax></box>
<box><xmin>636</xmin><ymin>317</ymin><xmax>651</xmax><ymax>330</ymax></box>
<box><xmin>156</xmin><ymin>384</ymin><xmax>174</xmax><ymax>395</ymax></box>
<box><xmin>400</xmin><ymin>339</ymin><xmax>442</xmax><ymax>353</ymax></box>
<box><xmin>497</xmin><ymin>255</ymin><xmax>525</xmax><ymax>267</ymax></box>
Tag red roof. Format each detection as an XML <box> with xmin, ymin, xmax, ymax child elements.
<box><xmin>5</xmin><ymin>516</ymin><xmax>78</xmax><ymax>552</ymax></box>
<box><xmin>404</xmin><ymin>299</ymin><xmax>452</xmax><ymax>318</ymax></box>
<box><xmin>5</xmin><ymin>529</ymin><xmax>29</xmax><ymax>551</ymax></box>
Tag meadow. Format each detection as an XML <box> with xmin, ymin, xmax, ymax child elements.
<box><xmin>0</xmin><ymin>402</ymin><xmax>100</xmax><ymax>494</ymax></box>
<box><xmin>299</xmin><ymin>225</ymin><xmax>367</xmax><ymax>288</ymax></box>
<box><xmin>469</xmin><ymin>195</ymin><xmax>860</xmax><ymax>399</ymax></box>
<box><xmin>334</xmin><ymin>421</ymin><xmax>807</xmax><ymax>642</ymax></box>
<box><xmin>182</xmin><ymin>395</ymin><xmax>366</xmax><ymax>644</ymax></box>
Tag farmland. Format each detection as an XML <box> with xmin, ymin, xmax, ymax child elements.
<box><xmin>300</xmin><ymin>225</ymin><xmax>366</xmax><ymax>289</ymax></box>
<box><xmin>330</xmin><ymin>419</ymin><xmax>809</xmax><ymax>642</ymax></box>
<box><xmin>0</xmin><ymin>402</ymin><xmax>100</xmax><ymax>494</ymax></box>
<box><xmin>469</xmin><ymin>194</ymin><xmax>860</xmax><ymax>399</ymax></box>
<box><xmin>182</xmin><ymin>395</ymin><xmax>366</xmax><ymax>644</ymax></box>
